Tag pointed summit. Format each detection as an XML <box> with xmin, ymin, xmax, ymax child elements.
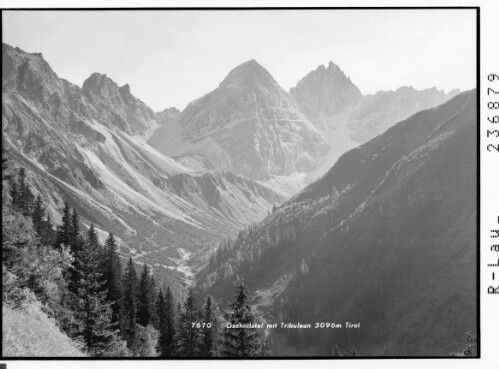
<box><xmin>149</xmin><ymin>59</ymin><xmax>329</xmax><ymax>180</ymax></box>
<box><xmin>82</xmin><ymin>72</ymin><xmax>121</xmax><ymax>98</ymax></box>
<box><xmin>219</xmin><ymin>59</ymin><xmax>277</xmax><ymax>90</ymax></box>
<box><xmin>290</xmin><ymin>61</ymin><xmax>362</xmax><ymax>122</ymax></box>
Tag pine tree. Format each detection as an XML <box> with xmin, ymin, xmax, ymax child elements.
<box><xmin>72</xmin><ymin>236</ymin><xmax>123</xmax><ymax>356</ymax></box>
<box><xmin>64</xmin><ymin>208</ymin><xmax>86</xmax><ymax>296</ymax></box>
<box><xmin>177</xmin><ymin>288</ymin><xmax>201</xmax><ymax>357</ymax></box>
<box><xmin>55</xmin><ymin>202</ymin><xmax>72</xmax><ymax>249</ymax></box>
<box><xmin>32</xmin><ymin>195</ymin><xmax>44</xmax><ymax>234</ymax></box>
<box><xmin>200</xmin><ymin>295</ymin><xmax>217</xmax><ymax>357</ymax></box>
<box><xmin>155</xmin><ymin>288</ymin><xmax>170</xmax><ymax>356</ymax></box>
<box><xmin>155</xmin><ymin>285</ymin><xmax>177</xmax><ymax>356</ymax></box>
<box><xmin>121</xmin><ymin>257</ymin><xmax>138</xmax><ymax>349</ymax></box>
<box><xmin>101</xmin><ymin>233</ymin><xmax>122</xmax><ymax>325</ymax></box>
<box><xmin>221</xmin><ymin>281</ymin><xmax>260</xmax><ymax>357</ymax></box>
<box><xmin>9</xmin><ymin>180</ymin><xmax>20</xmax><ymax>208</ymax></box>
<box><xmin>17</xmin><ymin>168</ymin><xmax>33</xmax><ymax>214</ymax></box>
<box><xmin>87</xmin><ymin>223</ymin><xmax>100</xmax><ymax>250</ymax></box>
<box><xmin>71</xmin><ymin>208</ymin><xmax>84</xmax><ymax>255</ymax></box>
<box><xmin>163</xmin><ymin>286</ymin><xmax>177</xmax><ymax>356</ymax></box>
<box><xmin>137</xmin><ymin>263</ymin><xmax>154</xmax><ymax>327</ymax></box>
<box><xmin>39</xmin><ymin>212</ymin><xmax>56</xmax><ymax>247</ymax></box>
<box><xmin>149</xmin><ymin>276</ymin><xmax>158</xmax><ymax>328</ymax></box>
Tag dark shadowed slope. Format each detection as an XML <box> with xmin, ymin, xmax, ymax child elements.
<box><xmin>201</xmin><ymin>89</ymin><xmax>477</xmax><ymax>356</ymax></box>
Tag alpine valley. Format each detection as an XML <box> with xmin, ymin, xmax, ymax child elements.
<box><xmin>2</xmin><ymin>43</ymin><xmax>476</xmax><ymax>356</ymax></box>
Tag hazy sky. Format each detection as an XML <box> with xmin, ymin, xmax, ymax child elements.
<box><xmin>3</xmin><ymin>10</ymin><xmax>476</xmax><ymax>111</ymax></box>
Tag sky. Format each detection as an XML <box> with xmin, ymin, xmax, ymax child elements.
<box><xmin>3</xmin><ymin>10</ymin><xmax>476</xmax><ymax>111</ymax></box>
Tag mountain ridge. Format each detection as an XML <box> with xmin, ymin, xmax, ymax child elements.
<box><xmin>148</xmin><ymin>59</ymin><xmax>329</xmax><ymax>182</ymax></box>
<box><xmin>2</xmin><ymin>43</ymin><xmax>287</xmax><ymax>291</ymax></box>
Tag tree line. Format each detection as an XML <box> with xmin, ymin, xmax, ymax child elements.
<box><xmin>2</xmin><ymin>155</ymin><xmax>271</xmax><ymax>357</ymax></box>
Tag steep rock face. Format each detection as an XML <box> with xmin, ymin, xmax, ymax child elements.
<box><xmin>202</xmin><ymin>90</ymin><xmax>477</xmax><ymax>356</ymax></box>
<box><xmin>82</xmin><ymin>73</ymin><xmax>158</xmax><ymax>137</ymax></box>
<box><xmin>148</xmin><ymin>60</ymin><xmax>329</xmax><ymax>180</ymax></box>
<box><xmin>2</xmin><ymin>43</ymin><xmax>285</xmax><ymax>290</ymax></box>
<box><xmin>290</xmin><ymin>61</ymin><xmax>362</xmax><ymax>129</ymax></box>
<box><xmin>347</xmin><ymin>86</ymin><xmax>460</xmax><ymax>143</ymax></box>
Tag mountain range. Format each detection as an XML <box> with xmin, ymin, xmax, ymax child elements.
<box><xmin>290</xmin><ymin>61</ymin><xmax>460</xmax><ymax>178</ymax></box>
<box><xmin>2</xmin><ymin>44</ymin><xmax>285</xmax><ymax>290</ymax></box>
<box><xmin>2</xmin><ymin>42</ymin><xmax>476</xmax><ymax>356</ymax></box>
<box><xmin>148</xmin><ymin>60</ymin><xmax>330</xmax><ymax>182</ymax></box>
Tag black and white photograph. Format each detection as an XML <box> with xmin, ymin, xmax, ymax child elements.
<box><xmin>0</xmin><ymin>5</ymin><xmax>485</xmax><ymax>361</ymax></box>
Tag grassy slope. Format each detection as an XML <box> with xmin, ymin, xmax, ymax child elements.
<box><xmin>2</xmin><ymin>302</ymin><xmax>85</xmax><ymax>357</ymax></box>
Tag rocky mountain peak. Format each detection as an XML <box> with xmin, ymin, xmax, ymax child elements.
<box><xmin>149</xmin><ymin>59</ymin><xmax>329</xmax><ymax>180</ymax></box>
<box><xmin>219</xmin><ymin>59</ymin><xmax>278</xmax><ymax>91</ymax></box>
<box><xmin>2</xmin><ymin>43</ymin><xmax>62</xmax><ymax>97</ymax></box>
<box><xmin>298</xmin><ymin>61</ymin><xmax>356</xmax><ymax>89</ymax></box>
<box><xmin>290</xmin><ymin>61</ymin><xmax>362</xmax><ymax>120</ymax></box>
<box><xmin>82</xmin><ymin>72</ymin><xmax>122</xmax><ymax>100</ymax></box>
<box><xmin>81</xmin><ymin>72</ymin><xmax>157</xmax><ymax>136</ymax></box>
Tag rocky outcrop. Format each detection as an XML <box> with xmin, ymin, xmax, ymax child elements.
<box><xmin>156</xmin><ymin>107</ymin><xmax>180</xmax><ymax>125</ymax></box>
<box><xmin>82</xmin><ymin>73</ymin><xmax>157</xmax><ymax>137</ymax></box>
<box><xmin>290</xmin><ymin>61</ymin><xmax>362</xmax><ymax>129</ymax></box>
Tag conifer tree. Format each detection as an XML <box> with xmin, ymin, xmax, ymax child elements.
<box><xmin>101</xmin><ymin>233</ymin><xmax>122</xmax><ymax>325</ymax></box>
<box><xmin>200</xmin><ymin>295</ymin><xmax>217</xmax><ymax>357</ymax></box>
<box><xmin>9</xmin><ymin>180</ymin><xmax>20</xmax><ymax>208</ymax></box>
<box><xmin>87</xmin><ymin>223</ymin><xmax>100</xmax><ymax>250</ymax></box>
<box><xmin>177</xmin><ymin>288</ymin><xmax>201</xmax><ymax>357</ymax></box>
<box><xmin>155</xmin><ymin>288</ymin><xmax>170</xmax><ymax>357</ymax></box>
<box><xmin>17</xmin><ymin>168</ymin><xmax>33</xmax><ymax>214</ymax></box>
<box><xmin>160</xmin><ymin>285</ymin><xmax>177</xmax><ymax>357</ymax></box>
<box><xmin>40</xmin><ymin>212</ymin><xmax>56</xmax><ymax>246</ymax></box>
<box><xmin>149</xmin><ymin>276</ymin><xmax>158</xmax><ymax>328</ymax></box>
<box><xmin>72</xmin><ymin>235</ymin><xmax>123</xmax><ymax>356</ymax></box>
<box><xmin>221</xmin><ymin>281</ymin><xmax>260</xmax><ymax>357</ymax></box>
<box><xmin>32</xmin><ymin>195</ymin><xmax>44</xmax><ymax>234</ymax></box>
<box><xmin>71</xmin><ymin>208</ymin><xmax>84</xmax><ymax>254</ymax></box>
<box><xmin>55</xmin><ymin>202</ymin><xmax>72</xmax><ymax>249</ymax></box>
<box><xmin>154</xmin><ymin>285</ymin><xmax>178</xmax><ymax>357</ymax></box>
<box><xmin>122</xmin><ymin>257</ymin><xmax>138</xmax><ymax>349</ymax></box>
<box><xmin>137</xmin><ymin>263</ymin><xmax>153</xmax><ymax>327</ymax></box>
<box><xmin>63</xmin><ymin>208</ymin><xmax>87</xmax><ymax>296</ymax></box>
